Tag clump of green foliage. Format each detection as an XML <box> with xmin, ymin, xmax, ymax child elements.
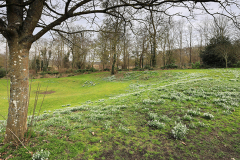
<box><xmin>161</xmin><ymin>63</ymin><xmax>178</xmax><ymax>69</ymax></box>
<box><xmin>147</xmin><ymin>120</ymin><xmax>165</xmax><ymax>129</ymax></box>
<box><xmin>32</xmin><ymin>149</ymin><xmax>50</xmax><ymax>160</ymax></box>
<box><xmin>203</xmin><ymin>112</ymin><xmax>214</xmax><ymax>120</ymax></box>
<box><xmin>172</xmin><ymin>122</ymin><xmax>188</xmax><ymax>140</ymax></box>
<box><xmin>192</xmin><ymin>61</ymin><xmax>201</xmax><ymax>69</ymax></box>
<box><xmin>0</xmin><ymin>67</ymin><xmax>6</xmax><ymax>78</ymax></box>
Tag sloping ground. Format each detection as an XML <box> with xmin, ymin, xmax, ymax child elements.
<box><xmin>0</xmin><ymin>69</ymin><xmax>239</xmax><ymax>159</ymax></box>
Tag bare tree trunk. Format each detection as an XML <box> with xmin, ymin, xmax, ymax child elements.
<box><xmin>225</xmin><ymin>56</ymin><xmax>228</xmax><ymax>68</ymax></box>
<box><xmin>5</xmin><ymin>42</ymin><xmax>31</xmax><ymax>143</ymax></box>
<box><xmin>149</xmin><ymin>8</ymin><xmax>157</xmax><ymax>67</ymax></box>
<box><xmin>128</xmin><ymin>52</ymin><xmax>130</xmax><ymax>70</ymax></box>
<box><xmin>123</xmin><ymin>38</ymin><xmax>127</xmax><ymax>69</ymax></box>
<box><xmin>111</xmin><ymin>53</ymin><xmax>116</xmax><ymax>75</ymax></box>
<box><xmin>188</xmin><ymin>26</ymin><xmax>193</xmax><ymax>64</ymax></box>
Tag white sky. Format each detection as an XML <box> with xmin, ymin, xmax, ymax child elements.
<box><xmin>0</xmin><ymin>2</ymin><xmax>240</xmax><ymax>55</ymax></box>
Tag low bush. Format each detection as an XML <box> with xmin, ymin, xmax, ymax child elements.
<box><xmin>144</xmin><ymin>65</ymin><xmax>151</xmax><ymax>70</ymax></box>
<box><xmin>52</xmin><ymin>71</ymin><xmax>59</xmax><ymax>75</ymax></box>
<box><xmin>233</xmin><ymin>61</ymin><xmax>240</xmax><ymax>68</ymax></box>
<box><xmin>103</xmin><ymin>68</ymin><xmax>110</xmax><ymax>71</ymax></box>
<box><xmin>132</xmin><ymin>67</ymin><xmax>140</xmax><ymax>71</ymax></box>
<box><xmin>0</xmin><ymin>68</ymin><xmax>6</xmax><ymax>78</ymax></box>
<box><xmin>161</xmin><ymin>63</ymin><xmax>178</xmax><ymax>69</ymax></box>
<box><xmin>39</xmin><ymin>72</ymin><xmax>46</xmax><ymax>75</ymax></box>
<box><xmin>77</xmin><ymin>69</ymin><xmax>86</xmax><ymax>73</ymax></box>
<box><xmin>191</xmin><ymin>61</ymin><xmax>201</xmax><ymax>69</ymax></box>
<box><xmin>46</xmin><ymin>71</ymin><xmax>52</xmax><ymax>74</ymax></box>
<box><xmin>89</xmin><ymin>67</ymin><xmax>98</xmax><ymax>72</ymax></box>
<box><xmin>143</xmin><ymin>65</ymin><xmax>153</xmax><ymax>70</ymax></box>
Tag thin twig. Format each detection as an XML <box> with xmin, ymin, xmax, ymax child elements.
<box><xmin>28</xmin><ymin>78</ymin><xmax>33</xmax><ymax>108</ymax></box>
<box><xmin>27</xmin><ymin>83</ymin><xmax>41</xmax><ymax>142</ymax></box>
<box><xmin>0</xmin><ymin>113</ymin><xmax>6</xmax><ymax>120</ymax></box>
<box><xmin>30</xmin><ymin>83</ymin><xmax>40</xmax><ymax>127</ymax></box>
<box><xmin>37</xmin><ymin>84</ymin><xmax>48</xmax><ymax>117</ymax></box>
<box><xmin>8</xmin><ymin>128</ymin><xmax>30</xmax><ymax>153</ymax></box>
<box><xmin>0</xmin><ymin>114</ymin><xmax>31</xmax><ymax>153</ymax></box>
<box><xmin>5</xmin><ymin>40</ymin><xmax>10</xmax><ymax>106</ymax></box>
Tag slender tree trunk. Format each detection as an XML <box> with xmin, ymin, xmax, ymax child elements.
<box><xmin>151</xmin><ymin>38</ymin><xmax>156</xmax><ymax>67</ymax></box>
<box><xmin>5</xmin><ymin>41</ymin><xmax>31</xmax><ymax>143</ymax></box>
<box><xmin>225</xmin><ymin>56</ymin><xmax>228</xmax><ymax>68</ymax></box>
<box><xmin>111</xmin><ymin>53</ymin><xmax>116</xmax><ymax>75</ymax></box>
<box><xmin>180</xmin><ymin>49</ymin><xmax>182</xmax><ymax>67</ymax></box>
<box><xmin>123</xmin><ymin>38</ymin><xmax>126</xmax><ymax>69</ymax></box>
<box><xmin>116</xmin><ymin>52</ymin><xmax>118</xmax><ymax>70</ymax></box>
<box><xmin>128</xmin><ymin>52</ymin><xmax>129</xmax><ymax>70</ymax></box>
<box><xmin>139</xmin><ymin>55</ymin><xmax>142</xmax><ymax>68</ymax></box>
<box><xmin>149</xmin><ymin>8</ymin><xmax>157</xmax><ymax>68</ymax></box>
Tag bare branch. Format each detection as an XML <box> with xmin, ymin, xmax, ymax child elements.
<box><xmin>22</xmin><ymin>0</ymin><xmax>44</xmax><ymax>36</ymax></box>
<box><xmin>0</xmin><ymin>0</ymin><xmax>35</xmax><ymax>8</ymax></box>
<box><xmin>44</xmin><ymin>1</ymin><xmax>63</xmax><ymax>16</ymax></box>
<box><xmin>65</xmin><ymin>0</ymin><xmax>72</xmax><ymax>14</ymax></box>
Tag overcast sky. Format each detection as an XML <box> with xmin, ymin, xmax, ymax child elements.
<box><xmin>0</xmin><ymin>1</ymin><xmax>240</xmax><ymax>55</ymax></box>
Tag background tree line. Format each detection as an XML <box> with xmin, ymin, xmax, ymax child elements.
<box><xmin>13</xmin><ymin>15</ymin><xmax>236</xmax><ymax>76</ymax></box>
<box><xmin>1</xmin><ymin>15</ymin><xmax>239</xmax><ymax>78</ymax></box>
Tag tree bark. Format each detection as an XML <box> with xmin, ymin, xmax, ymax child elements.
<box><xmin>150</xmin><ymin>9</ymin><xmax>157</xmax><ymax>68</ymax></box>
<box><xmin>225</xmin><ymin>56</ymin><xmax>228</xmax><ymax>68</ymax></box>
<box><xmin>4</xmin><ymin>41</ymin><xmax>31</xmax><ymax>143</ymax></box>
<box><xmin>111</xmin><ymin>53</ymin><xmax>116</xmax><ymax>75</ymax></box>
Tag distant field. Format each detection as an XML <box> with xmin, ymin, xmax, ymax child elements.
<box><xmin>0</xmin><ymin>72</ymin><xmax>130</xmax><ymax>120</ymax></box>
<box><xmin>0</xmin><ymin>68</ymin><xmax>240</xmax><ymax>160</ymax></box>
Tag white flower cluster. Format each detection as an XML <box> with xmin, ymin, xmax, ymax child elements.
<box><xmin>147</xmin><ymin>120</ymin><xmax>165</xmax><ymax>129</ymax></box>
<box><xmin>0</xmin><ymin>120</ymin><xmax>6</xmax><ymax>133</ymax></box>
<box><xmin>32</xmin><ymin>149</ymin><xmax>50</xmax><ymax>160</ymax></box>
<box><xmin>203</xmin><ymin>112</ymin><xmax>214</xmax><ymax>120</ymax></box>
<box><xmin>143</xmin><ymin>99</ymin><xmax>165</xmax><ymax>105</ymax></box>
<box><xmin>172</xmin><ymin>122</ymin><xmax>188</xmax><ymax>140</ymax></box>
<box><xmin>187</xmin><ymin>109</ymin><xmax>200</xmax><ymax>116</ymax></box>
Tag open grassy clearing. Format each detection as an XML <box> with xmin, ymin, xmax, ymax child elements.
<box><xmin>0</xmin><ymin>69</ymin><xmax>240</xmax><ymax>159</ymax></box>
<box><xmin>0</xmin><ymin>72</ymin><xmax>131</xmax><ymax>120</ymax></box>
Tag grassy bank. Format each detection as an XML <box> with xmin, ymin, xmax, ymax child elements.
<box><xmin>0</xmin><ymin>69</ymin><xmax>239</xmax><ymax>159</ymax></box>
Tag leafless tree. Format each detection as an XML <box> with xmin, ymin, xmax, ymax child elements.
<box><xmin>176</xmin><ymin>19</ymin><xmax>184</xmax><ymax>67</ymax></box>
<box><xmin>211</xmin><ymin>16</ymin><xmax>231</xmax><ymax>38</ymax></box>
<box><xmin>186</xmin><ymin>25</ymin><xmax>193</xmax><ymax>64</ymax></box>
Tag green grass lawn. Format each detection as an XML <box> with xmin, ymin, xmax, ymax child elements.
<box><xmin>0</xmin><ymin>72</ymin><xmax>130</xmax><ymax>120</ymax></box>
<box><xmin>0</xmin><ymin>69</ymin><xmax>240</xmax><ymax>160</ymax></box>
